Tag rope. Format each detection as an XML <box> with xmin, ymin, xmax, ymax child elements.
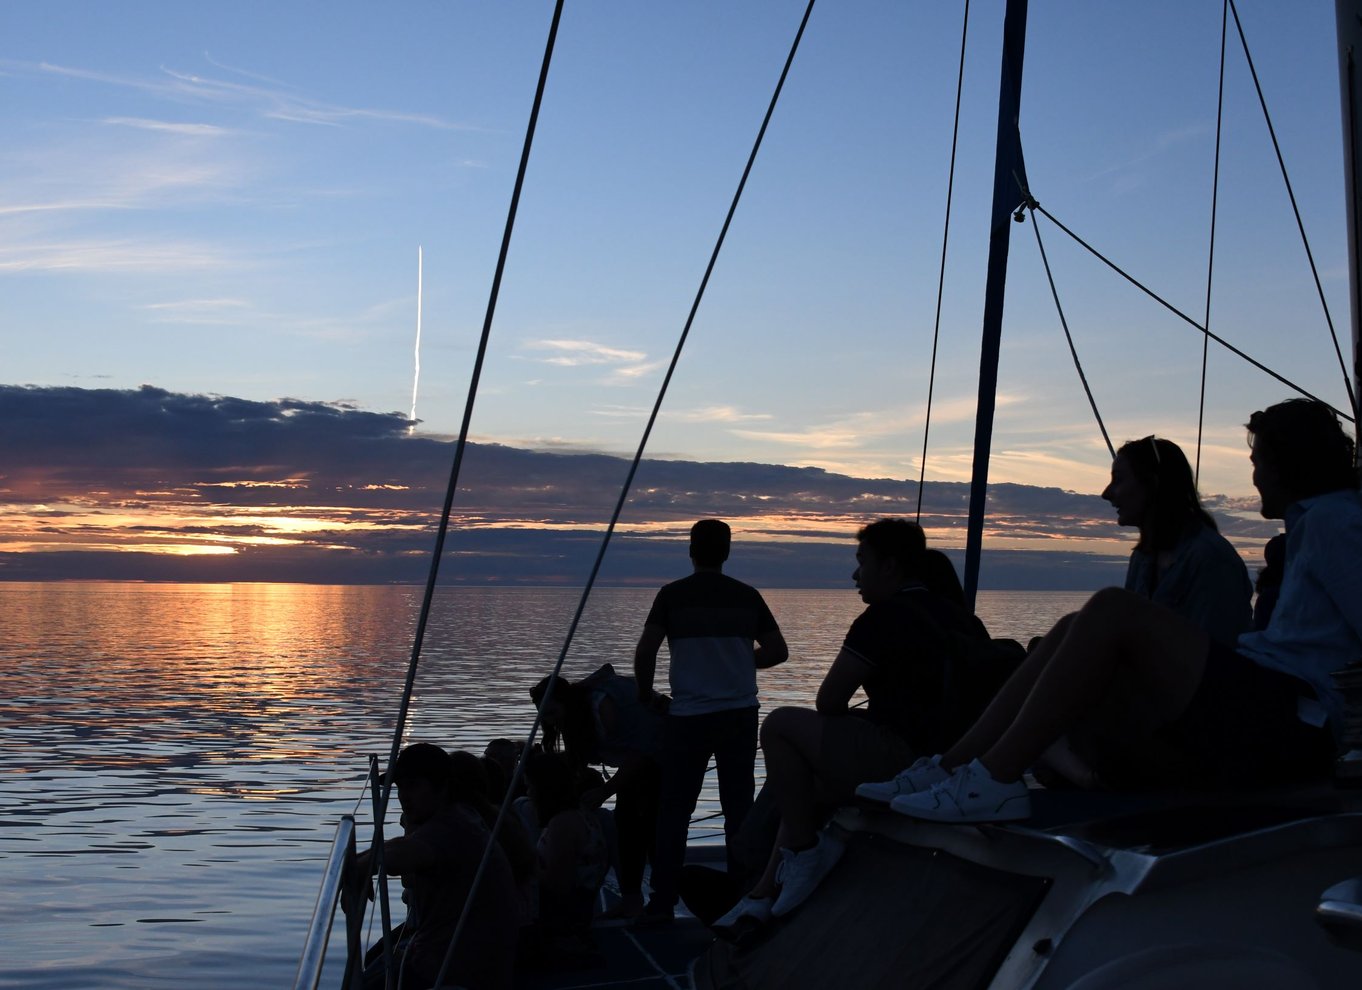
<box><xmin>1030</xmin><ymin>203</ymin><xmax>1354</xmax><ymax>424</ymax></box>
<box><xmin>1197</xmin><ymin>0</ymin><xmax>1229</xmax><ymax>487</ymax></box>
<box><xmin>346</xmin><ymin>0</ymin><xmax>567</xmax><ymax>983</ymax></box>
<box><xmin>916</xmin><ymin>0</ymin><xmax>971</xmax><ymax>521</ymax></box>
<box><xmin>1021</xmin><ymin>202</ymin><xmax>1114</xmax><ymax>459</ymax></box>
<box><xmin>1227</xmin><ymin>0</ymin><xmax>1358</xmax><ymax>421</ymax></box>
<box><xmin>435</xmin><ymin>3</ymin><xmax>818</xmax><ymax>984</ymax></box>
<box><xmin>378</xmin><ymin>0</ymin><xmax>564</xmax><ymax>835</ymax></box>
<box><xmin>367</xmin><ymin>756</ymin><xmax>395</xmax><ymax>990</ymax></box>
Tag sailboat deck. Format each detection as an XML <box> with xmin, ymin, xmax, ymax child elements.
<box><xmin>516</xmin><ymin>781</ymin><xmax>1362</xmax><ymax>989</ymax></box>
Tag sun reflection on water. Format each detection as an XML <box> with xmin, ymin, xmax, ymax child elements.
<box><xmin>0</xmin><ymin>582</ymin><xmax>1084</xmax><ymax>987</ymax></box>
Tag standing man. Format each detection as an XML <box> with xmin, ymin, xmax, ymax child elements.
<box><xmin>634</xmin><ymin>519</ymin><xmax>788</xmax><ymax>923</ymax></box>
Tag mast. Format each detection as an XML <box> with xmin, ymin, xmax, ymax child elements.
<box><xmin>1336</xmin><ymin>0</ymin><xmax>1362</xmax><ymax>464</ymax></box>
<box><xmin>962</xmin><ymin>0</ymin><xmax>1029</xmax><ymax>608</ymax></box>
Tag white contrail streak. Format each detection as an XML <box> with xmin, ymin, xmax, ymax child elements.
<box><xmin>408</xmin><ymin>245</ymin><xmax>422</xmax><ymax>435</ymax></box>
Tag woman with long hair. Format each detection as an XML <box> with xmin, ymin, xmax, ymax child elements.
<box><xmin>1101</xmin><ymin>435</ymin><xmax>1251</xmax><ymax>646</ymax></box>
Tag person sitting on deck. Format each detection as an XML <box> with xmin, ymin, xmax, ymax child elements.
<box><xmin>1032</xmin><ymin>435</ymin><xmax>1254</xmax><ymax>789</ymax></box>
<box><xmin>447</xmin><ymin>749</ymin><xmax>538</xmax><ymax>931</ymax></box>
<box><xmin>531</xmin><ymin>665</ymin><xmax>664</xmax><ymax>921</ymax></box>
<box><xmin>354</xmin><ymin>742</ymin><xmax>519</xmax><ymax>990</ymax></box>
<box><xmin>482</xmin><ymin>737</ymin><xmax>525</xmax><ymax>803</ymax></box>
<box><xmin>713</xmin><ymin>518</ymin><xmax>1009</xmax><ymax>931</ymax></box>
<box><xmin>1104</xmin><ymin>435</ymin><xmax>1252</xmax><ymax>646</ymax></box>
<box><xmin>522</xmin><ymin>749</ymin><xmax>610</xmax><ymax>969</ymax></box>
<box><xmin>878</xmin><ymin>398</ymin><xmax>1358</xmax><ymax>825</ymax></box>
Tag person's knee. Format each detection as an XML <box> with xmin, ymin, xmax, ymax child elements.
<box><xmin>1082</xmin><ymin>586</ymin><xmax>1140</xmax><ymax>623</ymax></box>
<box><xmin>759</xmin><ymin>706</ymin><xmax>810</xmax><ymax>748</ymax></box>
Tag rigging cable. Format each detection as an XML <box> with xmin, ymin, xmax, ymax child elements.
<box><xmin>378</xmin><ymin>0</ymin><xmax>564</xmax><ymax>805</ymax></box>
<box><xmin>1197</xmin><ymin>0</ymin><xmax>1230</xmax><ymax>486</ymax></box>
<box><xmin>1228</xmin><ymin>0</ymin><xmax>1359</xmax><ymax>420</ymax></box>
<box><xmin>1029</xmin><ymin>202</ymin><xmax>1354</xmax><ymax>424</ymax></box>
<box><xmin>343</xmin><ymin>0</ymin><xmax>563</xmax><ymax>984</ymax></box>
<box><xmin>434</xmin><ymin>2</ymin><xmax>819</xmax><ymax>986</ymax></box>
<box><xmin>916</xmin><ymin>0</ymin><xmax>971</xmax><ymax>521</ymax></box>
<box><xmin>1020</xmin><ymin>201</ymin><xmax>1114</xmax><ymax>459</ymax></box>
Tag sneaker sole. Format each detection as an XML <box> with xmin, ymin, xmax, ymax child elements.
<box><xmin>889</xmin><ymin>796</ymin><xmax>1030</xmax><ymax>823</ymax></box>
<box><xmin>853</xmin><ymin>784</ymin><xmax>899</xmax><ymax>803</ymax></box>
<box><xmin>770</xmin><ymin>845</ymin><xmax>845</xmax><ymax>917</ymax></box>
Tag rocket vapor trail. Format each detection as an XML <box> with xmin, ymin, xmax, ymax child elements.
<box><xmin>409</xmin><ymin>245</ymin><xmax>422</xmax><ymax>435</ymax></box>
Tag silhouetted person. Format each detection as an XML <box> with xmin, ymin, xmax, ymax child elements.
<box><xmin>1102</xmin><ymin>435</ymin><xmax>1251</xmax><ymax>646</ymax></box>
<box><xmin>1254</xmin><ymin>533</ymin><xmax>1288</xmax><ymax>630</ymax></box>
<box><xmin>876</xmin><ymin>398</ymin><xmax>1356</xmax><ymax>826</ymax></box>
<box><xmin>634</xmin><ymin>519</ymin><xmax>788</xmax><ymax>924</ymax></box>
<box><xmin>523</xmin><ymin>749</ymin><xmax>609</xmax><ymax>964</ymax></box>
<box><xmin>448</xmin><ymin>750</ymin><xmax>537</xmax><ymax>929</ymax></box>
<box><xmin>531</xmin><ymin>666</ymin><xmax>663</xmax><ymax>920</ymax></box>
<box><xmin>715</xmin><ymin>519</ymin><xmax>996</xmax><ymax>929</ymax></box>
<box><xmin>482</xmin><ymin>738</ymin><xmax>524</xmax><ymax>801</ymax></box>
<box><xmin>1031</xmin><ymin>435</ymin><xmax>1255</xmax><ymax>788</ymax></box>
<box><xmin>355</xmin><ymin>743</ymin><xmax>518</xmax><ymax>990</ymax></box>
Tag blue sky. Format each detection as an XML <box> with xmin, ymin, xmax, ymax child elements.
<box><xmin>3</xmin><ymin>0</ymin><xmax>1354</xmax><ymax>508</ymax></box>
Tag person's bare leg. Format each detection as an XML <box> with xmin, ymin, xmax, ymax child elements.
<box><xmin>745</xmin><ymin>707</ymin><xmax>829</xmax><ymax>898</ymax></box>
<box><xmin>750</xmin><ymin>820</ymin><xmax>796</xmax><ymax>898</ymax></box>
<box><xmin>980</xmin><ymin>588</ymin><xmax>1208</xmax><ymax>782</ymax></box>
<box><xmin>941</xmin><ymin>612</ymin><xmax>1077</xmax><ymax>768</ymax></box>
<box><xmin>759</xmin><ymin>707</ymin><xmax>827</xmax><ymax>845</ymax></box>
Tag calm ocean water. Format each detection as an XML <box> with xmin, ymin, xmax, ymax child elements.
<box><xmin>0</xmin><ymin>582</ymin><xmax>1089</xmax><ymax>989</ymax></box>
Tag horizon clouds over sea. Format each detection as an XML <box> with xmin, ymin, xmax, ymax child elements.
<box><xmin>0</xmin><ymin>384</ymin><xmax>1281</xmax><ymax>588</ymax></box>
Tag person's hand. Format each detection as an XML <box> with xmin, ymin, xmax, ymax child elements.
<box><xmin>341</xmin><ymin>852</ymin><xmax>375</xmax><ymax>914</ymax></box>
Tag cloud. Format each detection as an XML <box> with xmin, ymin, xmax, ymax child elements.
<box><xmin>6</xmin><ymin>59</ymin><xmax>465</xmax><ymax>132</ymax></box>
<box><xmin>0</xmin><ymin>238</ymin><xmax>235</xmax><ymax>274</ymax></box>
<box><xmin>102</xmin><ymin>117</ymin><xmax>232</xmax><ymax>137</ymax></box>
<box><xmin>520</xmin><ymin>339</ymin><xmax>665</xmax><ymax>385</ymax></box>
<box><xmin>141</xmin><ymin>298</ymin><xmax>254</xmax><ymax>323</ymax></box>
<box><xmin>1084</xmin><ymin>122</ymin><xmax>1209</xmax><ymax>186</ymax></box>
<box><xmin>669</xmin><ymin>406</ymin><xmax>774</xmax><ymax>424</ymax></box>
<box><xmin>523</xmin><ymin>339</ymin><xmax>647</xmax><ymax>367</ymax></box>
<box><xmin>0</xmin><ymin>384</ymin><xmax>1277</xmax><ymax>586</ymax></box>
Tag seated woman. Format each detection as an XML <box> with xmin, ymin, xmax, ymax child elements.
<box><xmin>524</xmin><ymin>750</ymin><xmax>610</xmax><ymax>955</ymax></box>
<box><xmin>531</xmin><ymin>666</ymin><xmax>663</xmax><ymax>920</ymax></box>
<box><xmin>714</xmin><ymin>519</ymin><xmax>1002</xmax><ymax>929</ymax></box>
<box><xmin>1035</xmin><ymin>436</ymin><xmax>1253</xmax><ymax>787</ymax></box>
<box><xmin>881</xmin><ymin>399</ymin><xmax>1353</xmax><ymax>825</ymax></box>
<box><xmin>1103</xmin><ymin>435</ymin><xmax>1251</xmax><ymax>646</ymax></box>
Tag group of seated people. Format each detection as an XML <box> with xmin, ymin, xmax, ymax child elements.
<box><xmin>354</xmin><ymin>397</ymin><xmax>1361</xmax><ymax>976</ymax></box>
<box><xmin>350</xmin><ymin>736</ymin><xmax>620</xmax><ymax>989</ymax></box>
<box><xmin>716</xmin><ymin>397</ymin><xmax>1358</xmax><ymax>930</ymax></box>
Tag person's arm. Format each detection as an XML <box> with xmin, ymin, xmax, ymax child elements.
<box><xmin>1316</xmin><ymin>506</ymin><xmax>1362</xmax><ymax>642</ymax></box>
<box><xmin>1181</xmin><ymin>544</ymin><xmax>1254</xmax><ymax>645</ymax></box>
<box><xmin>634</xmin><ymin>623</ymin><xmax>666</xmax><ymax>703</ymax></box>
<box><xmin>354</xmin><ymin>833</ymin><xmax>435</xmax><ymax>879</ymax></box>
<box><xmin>754</xmin><ymin>627</ymin><xmax>788</xmax><ymax>669</ymax></box>
<box><xmin>581</xmin><ymin>751</ymin><xmax>649</xmax><ymax>809</ymax></box>
<box><xmin>815</xmin><ymin>647</ymin><xmax>871</xmax><ymax>716</ymax></box>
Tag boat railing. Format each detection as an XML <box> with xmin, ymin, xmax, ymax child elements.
<box><xmin>293</xmin><ymin>814</ymin><xmax>358</xmax><ymax>990</ymax></box>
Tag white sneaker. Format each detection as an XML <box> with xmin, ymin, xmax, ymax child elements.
<box><xmin>854</xmin><ymin>755</ymin><xmax>948</xmax><ymax>804</ymax></box>
<box><xmin>889</xmin><ymin>759</ymin><xmax>1030</xmax><ymax>823</ymax></box>
<box><xmin>711</xmin><ymin>894</ymin><xmax>773</xmax><ymax>933</ymax></box>
<box><xmin>771</xmin><ymin>830</ymin><xmax>845</xmax><ymax>917</ymax></box>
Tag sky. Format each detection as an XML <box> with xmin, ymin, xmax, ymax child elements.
<box><xmin>1</xmin><ymin>1</ymin><xmax>1355</xmax><ymax>584</ymax></box>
